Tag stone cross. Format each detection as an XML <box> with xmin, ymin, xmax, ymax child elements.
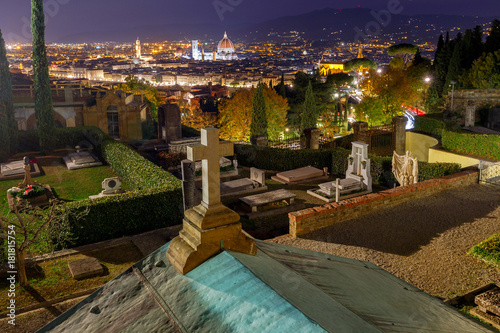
<box><xmin>187</xmin><ymin>128</ymin><xmax>233</xmax><ymax>209</ymax></box>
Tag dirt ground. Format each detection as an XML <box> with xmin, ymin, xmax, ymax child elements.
<box><xmin>271</xmin><ymin>183</ymin><xmax>500</xmax><ymax>300</ymax></box>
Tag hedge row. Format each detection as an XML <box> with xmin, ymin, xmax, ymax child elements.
<box><xmin>66</xmin><ymin>186</ymin><xmax>183</xmax><ymax>246</ymax></box>
<box><xmin>413</xmin><ymin>116</ymin><xmax>446</xmax><ymax>137</ymax></box>
<box><xmin>16</xmin><ymin>126</ymin><xmax>100</xmax><ymax>152</ymax></box>
<box><xmin>100</xmin><ymin>138</ymin><xmax>181</xmax><ymax>190</ymax></box>
<box><xmin>442</xmin><ymin>130</ymin><xmax>500</xmax><ymax>160</ymax></box>
<box><xmin>64</xmin><ymin>138</ymin><xmax>183</xmax><ymax>245</ymax></box>
<box><xmin>235</xmin><ymin>144</ymin><xmax>461</xmax><ymax>186</ymax></box>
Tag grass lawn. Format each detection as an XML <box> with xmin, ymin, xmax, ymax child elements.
<box><xmin>0</xmin><ymin>153</ymin><xmax>125</xmax><ymax>208</ymax></box>
<box><xmin>468</xmin><ymin>234</ymin><xmax>500</xmax><ymax>267</ymax></box>
<box><xmin>0</xmin><ymin>241</ymin><xmax>143</xmax><ymax>313</ymax></box>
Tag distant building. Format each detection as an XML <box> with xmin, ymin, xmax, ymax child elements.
<box><xmin>192</xmin><ymin>40</ymin><xmax>202</xmax><ymax>61</ymax></box>
<box><xmin>83</xmin><ymin>90</ymin><xmax>148</xmax><ymax>140</ymax></box>
<box><xmin>216</xmin><ymin>32</ymin><xmax>238</xmax><ymax>61</ymax></box>
<box><xmin>135</xmin><ymin>37</ymin><xmax>141</xmax><ymax>59</ymax></box>
<box><xmin>319</xmin><ymin>61</ymin><xmax>346</xmax><ymax>75</ymax></box>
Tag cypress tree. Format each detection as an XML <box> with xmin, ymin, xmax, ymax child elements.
<box><xmin>444</xmin><ymin>42</ymin><xmax>462</xmax><ymax>94</ymax></box>
<box><xmin>250</xmin><ymin>83</ymin><xmax>268</xmax><ymax>138</ymax></box>
<box><xmin>472</xmin><ymin>25</ymin><xmax>484</xmax><ymax>60</ymax></box>
<box><xmin>301</xmin><ymin>81</ymin><xmax>317</xmax><ymax>130</ymax></box>
<box><xmin>279</xmin><ymin>74</ymin><xmax>286</xmax><ymax>98</ymax></box>
<box><xmin>32</xmin><ymin>0</ymin><xmax>56</xmax><ymax>153</ymax></box>
<box><xmin>485</xmin><ymin>19</ymin><xmax>500</xmax><ymax>54</ymax></box>
<box><xmin>0</xmin><ymin>29</ymin><xmax>14</xmax><ymax>160</ymax></box>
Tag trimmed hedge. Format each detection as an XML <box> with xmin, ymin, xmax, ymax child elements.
<box><xmin>414</xmin><ymin>116</ymin><xmax>445</xmax><ymax>137</ymax></box>
<box><xmin>66</xmin><ymin>186</ymin><xmax>183</xmax><ymax>246</ymax></box>
<box><xmin>101</xmin><ymin>139</ymin><xmax>181</xmax><ymax>190</ymax></box>
<box><xmin>236</xmin><ymin>144</ymin><xmax>461</xmax><ymax>186</ymax></box>
<box><xmin>442</xmin><ymin>130</ymin><xmax>500</xmax><ymax>160</ymax></box>
<box><xmin>182</xmin><ymin>125</ymin><xmax>201</xmax><ymax>138</ymax></box>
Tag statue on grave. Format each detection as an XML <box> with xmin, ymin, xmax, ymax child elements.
<box><xmin>392</xmin><ymin>151</ymin><xmax>418</xmax><ymax>186</ymax></box>
<box><xmin>18</xmin><ymin>156</ymin><xmax>38</xmax><ymax>188</ymax></box>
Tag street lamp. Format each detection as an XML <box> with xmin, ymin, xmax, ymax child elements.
<box><xmin>424</xmin><ymin>76</ymin><xmax>431</xmax><ymax>83</ymax></box>
<box><xmin>450</xmin><ymin>80</ymin><xmax>457</xmax><ymax>112</ymax></box>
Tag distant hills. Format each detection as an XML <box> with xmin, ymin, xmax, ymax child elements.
<box><xmin>55</xmin><ymin>7</ymin><xmax>495</xmax><ymax>44</ymax></box>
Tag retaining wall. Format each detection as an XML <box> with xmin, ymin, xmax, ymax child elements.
<box><xmin>289</xmin><ymin>170</ymin><xmax>479</xmax><ymax>237</ymax></box>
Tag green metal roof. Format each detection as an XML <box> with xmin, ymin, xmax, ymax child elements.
<box><xmin>39</xmin><ymin>240</ymin><xmax>493</xmax><ymax>332</ymax></box>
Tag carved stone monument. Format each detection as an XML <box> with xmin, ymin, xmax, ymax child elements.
<box><xmin>392</xmin><ymin>151</ymin><xmax>418</xmax><ymax>187</ymax></box>
<box><xmin>89</xmin><ymin>177</ymin><xmax>125</xmax><ymax>199</ymax></box>
<box><xmin>167</xmin><ymin>128</ymin><xmax>256</xmax><ymax>274</ymax></box>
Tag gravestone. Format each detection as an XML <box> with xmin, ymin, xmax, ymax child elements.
<box><xmin>346</xmin><ymin>142</ymin><xmax>372</xmax><ymax>192</ymax></box>
<box><xmin>271</xmin><ymin>166</ymin><xmax>328</xmax><ymax>185</ymax></box>
<box><xmin>167</xmin><ymin>128</ymin><xmax>256</xmax><ymax>275</ymax></box>
<box><xmin>68</xmin><ymin>257</ymin><xmax>104</xmax><ymax>280</ymax></box>
<box><xmin>220</xmin><ymin>168</ymin><xmax>267</xmax><ymax>196</ymax></box>
<box><xmin>0</xmin><ymin>159</ymin><xmax>41</xmax><ymax>181</ymax></box>
<box><xmin>158</xmin><ymin>104</ymin><xmax>182</xmax><ymax>143</ymax></box>
<box><xmin>89</xmin><ymin>177</ymin><xmax>124</xmax><ymax>199</ymax></box>
<box><xmin>181</xmin><ymin>159</ymin><xmax>196</xmax><ymax>211</ymax></box>
<box><xmin>63</xmin><ymin>151</ymin><xmax>102</xmax><ymax>170</ymax></box>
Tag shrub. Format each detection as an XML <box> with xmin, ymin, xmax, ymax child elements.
<box><xmin>236</xmin><ymin>144</ymin><xmax>461</xmax><ymax>186</ymax></box>
<box><xmin>442</xmin><ymin>130</ymin><xmax>500</xmax><ymax>160</ymax></box>
<box><xmin>101</xmin><ymin>139</ymin><xmax>181</xmax><ymax>190</ymax></box>
<box><xmin>158</xmin><ymin>151</ymin><xmax>187</xmax><ymax>169</ymax></box>
<box><xmin>468</xmin><ymin>234</ymin><xmax>500</xmax><ymax>267</ymax></box>
<box><xmin>418</xmin><ymin>161</ymin><xmax>462</xmax><ymax>181</ymax></box>
<box><xmin>414</xmin><ymin>115</ymin><xmax>446</xmax><ymax>137</ymax></box>
<box><xmin>65</xmin><ymin>187</ymin><xmax>183</xmax><ymax>246</ymax></box>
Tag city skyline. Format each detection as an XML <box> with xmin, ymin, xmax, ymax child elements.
<box><xmin>1</xmin><ymin>0</ymin><xmax>500</xmax><ymax>43</ymax></box>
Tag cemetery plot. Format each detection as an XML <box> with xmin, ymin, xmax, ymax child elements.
<box><xmin>221</xmin><ymin>167</ymin><xmax>267</xmax><ymax>197</ymax></box>
<box><xmin>0</xmin><ymin>159</ymin><xmax>41</xmax><ymax>181</ymax></box>
<box><xmin>63</xmin><ymin>151</ymin><xmax>102</xmax><ymax>170</ymax></box>
<box><xmin>271</xmin><ymin>166</ymin><xmax>328</xmax><ymax>185</ymax></box>
<box><xmin>239</xmin><ymin>189</ymin><xmax>305</xmax><ymax>219</ymax></box>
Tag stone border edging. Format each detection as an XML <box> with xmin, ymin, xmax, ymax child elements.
<box><xmin>289</xmin><ymin>170</ymin><xmax>479</xmax><ymax>237</ymax></box>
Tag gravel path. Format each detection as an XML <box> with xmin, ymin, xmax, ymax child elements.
<box><xmin>270</xmin><ymin>183</ymin><xmax>500</xmax><ymax>299</ymax></box>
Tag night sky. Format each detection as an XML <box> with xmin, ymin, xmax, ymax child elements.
<box><xmin>1</xmin><ymin>0</ymin><xmax>499</xmax><ymax>43</ymax></box>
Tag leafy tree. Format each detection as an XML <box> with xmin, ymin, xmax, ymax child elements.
<box><xmin>444</xmin><ymin>41</ymin><xmax>463</xmax><ymax>93</ymax></box>
<box><xmin>387</xmin><ymin>43</ymin><xmax>420</xmax><ymax>65</ymax></box>
<box><xmin>343</xmin><ymin>58</ymin><xmax>377</xmax><ymax>73</ymax></box>
<box><xmin>116</xmin><ymin>75</ymin><xmax>162</xmax><ymax>120</ymax></box>
<box><xmin>0</xmin><ymin>201</ymin><xmax>86</xmax><ymax>286</ymax></box>
<box><xmin>278</xmin><ymin>73</ymin><xmax>286</xmax><ymax>98</ymax></box>
<box><xmin>389</xmin><ymin>57</ymin><xmax>404</xmax><ymax>69</ymax></box>
<box><xmin>219</xmin><ymin>85</ymin><xmax>288</xmax><ymax>141</ymax></box>
<box><xmin>32</xmin><ymin>0</ymin><xmax>56</xmax><ymax>153</ymax></box>
<box><xmin>181</xmin><ymin>107</ymin><xmax>218</xmax><ymax>132</ymax></box>
<box><xmin>485</xmin><ymin>19</ymin><xmax>500</xmax><ymax>54</ymax></box>
<box><xmin>326</xmin><ymin>73</ymin><xmax>354</xmax><ymax>87</ymax></box>
<box><xmin>301</xmin><ymin>81</ymin><xmax>317</xmax><ymax>130</ymax></box>
<box><xmin>463</xmin><ymin>50</ymin><xmax>500</xmax><ymax>89</ymax></box>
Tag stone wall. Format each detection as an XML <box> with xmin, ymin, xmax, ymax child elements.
<box><xmin>445</xmin><ymin>89</ymin><xmax>500</xmax><ymax>125</ymax></box>
<box><xmin>289</xmin><ymin>170</ymin><xmax>479</xmax><ymax>237</ymax></box>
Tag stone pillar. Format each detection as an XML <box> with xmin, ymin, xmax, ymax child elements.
<box><xmin>352</xmin><ymin>122</ymin><xmax>369</xmax><ymax>144</ymax></box>
<box><xmin>303</xmin><ymin>128</ymin><xmax>320</xmax><ymax>149</ymax></box>
<box><xmin>181</xmin><ymin>159</ymin><xmax>196</xmax><ymax>211</ymax></box>
<box><xmin>465</xmin><ymin>106</ymin><xmax>475</xmax><ymax>127</ymax></box>
<box><xmin>392</xmin><ymin>116</ymin><xmax>408</xmax><ymax>155</ymax></box>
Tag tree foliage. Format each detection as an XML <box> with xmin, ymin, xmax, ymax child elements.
<box><xmin>343</xmin><ymin>58</ymin><xmax>378</xmax><ymax>72</ymax></box>
<box><xmin>219</xmin><ymin>84</ymin><xmax>288</xmax><ymax>141</ymax></box>
<box><xmin>116</xmin><ymin>75</ymin><xmax>162</xmax><ymax>120</ymax></box>
<box><xmin>463</xmin><ymin>50</ymin><xmax>500</xmax><ymax>89</ymax></box>
<box><xmin>485</xmin><ymin>19</ymin><xmax>500</xmax><ymax>54</ymax></box>
<box><xmin>301</xmin><ymin>81</ymin><xmax>317</xmax><ymax>130</ymax></box>
<box><xmin>387</xmin><ymin>43</ymin><xmax>420</xmax><ymax>65</ymax></box>
<box><xmin>250</xmin><ymin>83</ymin><xmax>268</xmax><ymax>138</ymax></box>
<box><xmin>32</xmin><ymin>0</ymin><xmax>56</xmax><ymax>153</ymax></box>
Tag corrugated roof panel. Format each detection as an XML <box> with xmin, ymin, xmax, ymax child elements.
<box><xmin>252</xmin><ymin>240</ymin><xmax>492</xmax><ymax>333</ymax></box>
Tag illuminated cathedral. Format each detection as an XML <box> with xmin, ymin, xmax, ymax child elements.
<box><xmin>192</xmin><ymin>32</ymin><xmax>238</xmax><ymax>61</ymax></box>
